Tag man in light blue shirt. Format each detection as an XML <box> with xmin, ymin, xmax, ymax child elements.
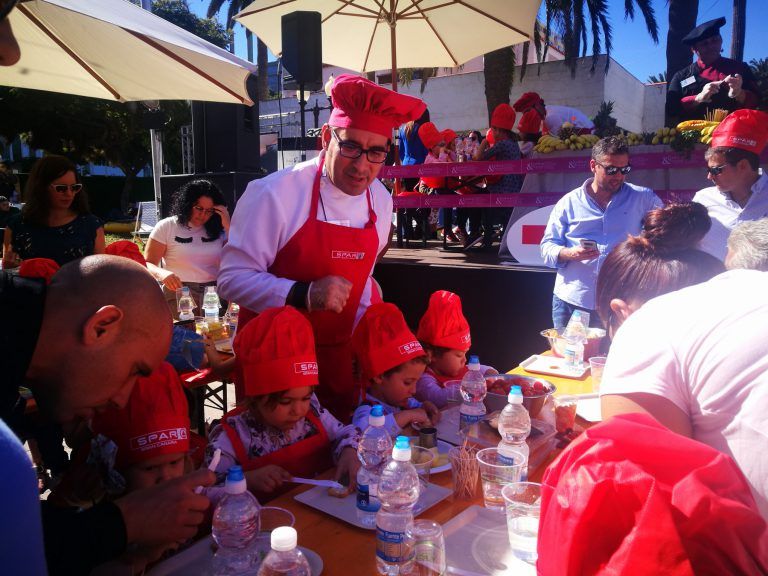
<box><xmin>540</xmin><ymin>137</ymin><xmax>663</xmax><ymax>329</ymax></box>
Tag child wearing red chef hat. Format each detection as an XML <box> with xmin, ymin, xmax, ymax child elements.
<box><xmin>351</xmin><ymin>302</ymin><xmax>439</xmax><ymax>437</ymax></box>
<box><xmin>205</xmin><ymin>306</ymin><xmax>360</xmax><ymax>501</ymax></box>
<box><xmin>415</xmin><ymin>291</ymin><xmax>497</xmax><ymax>408</ymax></box>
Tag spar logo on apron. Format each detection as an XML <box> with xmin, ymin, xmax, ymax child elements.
<box><xmin>331</xmin><ymin>250</ymin><xmax>367</xmax><ymax>260</ymax></box>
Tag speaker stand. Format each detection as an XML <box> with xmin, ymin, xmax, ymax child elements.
<box><xmin>299</xmin><ymin>81</ymin><xmax>307</xmax><ymax>162</ymax></box>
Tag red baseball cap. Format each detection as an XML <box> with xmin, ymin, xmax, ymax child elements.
<box><xmin>18</xmin><ymin>258</ymin><xmax>60</xmax><ymax>285</ymax></box>
<box><xmin>491</xmin><ymin>103</ymin><xmax>516</xmax><ymax>131</ymax></box>
<box><xmin>105</xmin><ymin>240</ymin><xmax>147</xmax><ymax>267</ymax></box>
<box><xmin>352</xmin><ymin>302</ymin><xmax>424</xmax><ymax>380</ymax></box>
<box><xmin>417</xmin><ymin>290</ymin><xmax>472</xmax><ymax>351</ymax></box>
<box><xmin>710</xmin><ymin>109</ymin><xmax>768</xmax><ymax>154</ymax></box>
<box><xmin>418</xmin><ymin>122</ymin><xmax>444</xmax><ymax>150</ymax></box>
<box><xmin>328</xmin><ymin>74</ymin><xmax>427</xmax><ymax>138</ymax></box>
<box><xmin>234</xmin><ymin>306</ymin><xmax>318</xmax><ymax>396</ymax></box>
<box><xmin>91</xmin><ymin>362</ymin><xmax>190</xmax><ymax>468</ymax></box>
<box><xmin>513</xmin><ymin>91</ymin><xmax>544</xmax><ymax>112</ymax></box>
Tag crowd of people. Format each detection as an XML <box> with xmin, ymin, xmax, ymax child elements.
<box><xmin>1</xmin><ymin>6</ymin><xmax>768</xmax><ymax>576</ymax></box>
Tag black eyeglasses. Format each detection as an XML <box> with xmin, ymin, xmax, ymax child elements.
<box><xmin>331</xmin><ymin>129</ymin><xmax>388</xmax><ymax>164</ymax></box>
<box><xmin>707</xmin><ymin>164</ymin><xmax>727</xmax><ymax>176</ymax></box>
<box><xmin>52</xmin><ymin>183</ymin><xmax>83</xmax><ymax>194</ymax></box>
<box><xmin>596</xmin><ymin>162</ymin><xmax>632</xmax><ymax>176</ymax></box>
<box><xmin>0</xmin><ymin>0</ymin><xmax>20</xmax><ymax>22</ymax></box>
<box><xmin>192</xmin><ymin>205</ymin><xmax>215</xmax><ymax>215</ymax></box>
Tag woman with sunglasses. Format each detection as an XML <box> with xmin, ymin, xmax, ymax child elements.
<box><xmin>144</xmin><ymin>179</ymin><xmax>230</xmax><ymax>319</ymax></box>
<box><xmin>2</xmin><ymin>155</ymin><xmax>104</xmax><ymax>268</ymax></box>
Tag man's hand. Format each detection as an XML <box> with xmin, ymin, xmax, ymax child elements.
<box><xmin>308</xmin><ymin>275</ymin><xmax>353</xmax><ymax>313</ymax></box>
<box><xmin>244</xmin><ymin>465</ymin><xmax>292</xmax><ymax>494</ymax></box>
<box><xmin>115</xmin><ymin>468</ymin><xmax>215</xmax><ymax>547</ymax></box>
<box><xmin>723</xmin><ymin>74</ymin><xmax>744</xmax><ymax>101</ymax></box>
<box><xmin>558</xmin><ymin>246</ymin><xmax>599</xmax><ymax>262</ymax></box>
<box><xmin>695</xmin><ymin>81</ymin><xmax>723</xmax><ymax>103</ymax></box>
<box><xmin>335</xmin><ymin>447</ymin><xmax>360</xmax><ymax>492</ymax></box>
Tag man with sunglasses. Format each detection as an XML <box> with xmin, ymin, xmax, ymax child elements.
<box><xmin>693</xmin><ymin>109</ymin><xmax>768</xmax><ymax>261</ymax></box>
<box><xmin>540</xmin><ymin>136</ymin><xmax>663</xmax><ymax>330</ymax></box>
<box><xmin>218</xmin><ymin>74</ymin><xmax>425</xmax><ymax>420</ymax></box>
<box><xmin>666</xmin><ymin>17</ymin><xmax>759</xmax><ymax>124</ymax></box>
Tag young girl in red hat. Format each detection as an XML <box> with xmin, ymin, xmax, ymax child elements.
<box><xmin>415</xmin><ymin>290</ymin><xmax>497</xmax><ymax>408</ymax></box>
<box><xmin>204</xmin><ymin>306</ymin><xmax>360</xmax><ymax>502</ymax></box>
<box><xmin>351</xmin><ymin>302</ymin><xmax>440</xmax><ymax>436</ymax></box>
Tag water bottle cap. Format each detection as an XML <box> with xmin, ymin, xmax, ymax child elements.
<box><xmin>181</xmin><ymin>286</ymin><xmax>190</xmax><ymax>294</ymax></box>
<box><xmin>271</xmin><ymin>526</ymin><xmax>298</xmax><ymax>551</ymax></box>
<box><xmin>392</xmin><ymin>435</ymin><xmax>412</xmax><ymax>461</ymax></box>
<box><xmin>225</xmin><ymin>465</ymin><xmax>247</xmax><ymax>494</ymax></box>
<box><xmin>468</xmin><ymin>355</ymin><xmax>480</xmax><ymax>365</ymax></box>
<box><xmin>226</xmin><ymin>465</ymin><xmax>244</xmax><ymax>482</ymax></box>
<box><xmin>369</xmin><ymin>404</ymin><xmax>385</xmax><ymax>426</ymax></box>
<box><xmin>508</xmin><ymin>385</ymin><xmax>524</xmax><ymax>403</ymax></box>
<box><xmin>206</xmin><ymin>285</ymin><xmax>216</xmax><ymax>293</ymax></box>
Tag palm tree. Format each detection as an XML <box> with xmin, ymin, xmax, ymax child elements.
<box><xmin>730</xmin><ymin>0</ymin><xmax>746</xmax><ymax>62</ymax></box>
<box><xmin>647</xmin><ymin>72</ymin><xmax>667</xmax><ymax>84</ymax></box>
<box><xmin>207</xmin><ymin>0</ymin><xmax>269</xmax><ymax>101</ymax></box>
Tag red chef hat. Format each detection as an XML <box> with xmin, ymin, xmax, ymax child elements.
<box><xmin>490</xmin><ymin>103</ymin><xmax>516</xmax><ymax>131</ymax></box>
<box><xmin>352</xmin><ymin>302</ymin><xmax>424</xmax><ymax>380</ymax></box>
<box><xmin>485</xmin><ymin>128</ymin><xmax>496</xmax><ymax>146</ymax></box>
<box><xmin>518</xmin><ymin>109</ymin><xmax>543</xmax><ymax>135</ymax></box>
<box><xmin>441</xmin><ymin>128</ymin><xmax>457</xmax><ymax>144</ymax></box>
<box><xmin>513</xmin><ymin>91</ymin><xmax>544</xmax><ymax>112</ymax></box>
<box><xmin>538</xmin><ymin>413</ymin><xmax>768</xmax><ymax>576</ymax></box>
<box><xmin>417</xmin><ymin>290</ymin><xmax>472</xmax><ymax>351</ymax></box>
<box><xmin>91</xmin><ymin>362</ymin><xmax>190</xmax><ymax>468</ymax></box>
<box><xmin>234</xmin><ymin>306</ymin><xmax>318</xmax><ymax>396</ymax></box>
<box><xmin>105</xmin><ymin>240</ymin><xmax>147</xmax><ymax>267</ymax></box>
<box><xmin>328</xmin><ymin>74</ymin><xmax>427</xmax><ymax>138</ymax></box>
<box><xmin>710</xmin><ymin>109</ymin><xmax>768</xmax><ymax>154</ymax></box>
<box><xmin>18</xmin><ymin>258</ymin><xmax>60</xmax><ymax>285</ymax></box>
<box><xmin>418</xmin><ymin>122</ymin><xmax>444</xmax><ymax>150</ymax></box>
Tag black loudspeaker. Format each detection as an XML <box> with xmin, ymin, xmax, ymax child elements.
<box><xmin>159</xmin><ymin>172</ymin><xmax>265</xmax><ymax>218</ymax></box>
<box><xmin>191</xmin><ymin>100</ymin><xmax>261</xmax><ymax>173</ymax></box>
<box><xmin>281</xmin><ymin>11</ymin><xmax>322</xmax><ymax>90</ymax></box>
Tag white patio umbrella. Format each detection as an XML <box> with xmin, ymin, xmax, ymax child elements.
<box><xmin>3</xmin><ymin>0</ymin><xmax>256</xmax><ymax>104</ymax></box>
<box><xmin>234</xmin><ymin>0</ymin><xmax>541</xmax><ymax>91</ymax></box>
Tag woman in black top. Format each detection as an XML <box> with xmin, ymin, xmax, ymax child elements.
<box><xmin>2</xmin><ymin>155</ymin><xmax>104</xmax><ymax>267</ymax></box>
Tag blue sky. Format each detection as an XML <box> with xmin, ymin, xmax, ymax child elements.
<box><xmin>189</xmin><ymin>0</ymin><xmax>767</xmax><ymax>83</ymax></box>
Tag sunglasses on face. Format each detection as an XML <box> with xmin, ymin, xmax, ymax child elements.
<box><xmin>192</xmin><ymin>205</ymin><xmax>215</xmax><ymax>216</ymax></box>
<box><xmin>331</xmin><ymin>129</ymin><xmax>388</xmax><ymax>164</ymax></box>
<box><xmin>52</xmin><ymin>183</ymin><xmax>83</xmax><ymax>194</ymax></box>
<box><xmin>596</xmin><ymin>162</ymin><xmax>632</xmax><ymax>176</ymax></box>
<box><xmin>707</xmin><ymin>164</ymin><xmax>727</xmax><ymax>176</ymax></box>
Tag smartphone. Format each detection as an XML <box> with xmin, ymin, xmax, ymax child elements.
<box><xmin>580</xmin><ymin>239</ymin><xmax>598</xmax><ymax>251</ymax></box>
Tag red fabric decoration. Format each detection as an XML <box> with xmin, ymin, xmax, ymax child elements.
<box><xmin>711</xmin><ymin>109</ymin><xmax>768</xmax><ymax>154</ymax></box>
<box><xmin>538</xmin><ymin>413</ymin><xmax>768</xmax><ymax>576</ymax></box>
<box><xmin>91</xmin><ymin>362</ymin><xmax>190</xmax><ymax>468</ymax></box>
<box><xmin>351</xmin><ymin>302</ymin><xmax>424</xmax><ymax>380</ymax></box>
<box><xmin>105</xmin><ymin>240</ymin><xmax>147</xmax><ymax>267</ymax></box>
<box><xmin>234</xmin><ymin>305</ymin><xmax>318</xmax><ymax>396</ymax></box>
<box><xmin>490</xmin><ymin>103</ymin><xmax>516</xmax><ymax>130</ymax></box>
<box><xmin>328</xmin><ymin>74</ymin><xmax>427</xmax><ymax>138</ymax></box>
<box><xmin>416</xmin><ymin>290</ymin><xmax>471</xmax><ymax>351</ymax></box>
<box><xmin>18</xmin><ymin>258</ymin><xmax>60</xmax><ymax>285</ymax></box>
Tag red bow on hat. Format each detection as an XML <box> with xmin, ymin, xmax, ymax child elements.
<box><xmin>418</xmin><ymin>122</ymin><xmax>444</xmax><ymax>150</ymax></box>
<box><xmin>328</xmin><ymin>74</ymin><xmax>427</xmax><ymax>138</ymax></box>
<box><xmin>417</xmin><ymin>290</ymin><xmax>472</xmax><ymax>351</ymax></box>
<box><xmin>18</xmin><ymin>258</ymin><xmax>60</xmax><ymax>285</ymax></box>
<box><xmin>538</xmin><ymin>413</ymin><xmax>768</xmax><ymax>576</ymax></box>
<box><xmin>105</xmin><ymin>240</ymin><xmax>147</xmax><ymax>267</ymax></box>
<box><xmin>490</xmin><ymin>103</ymin><xmax>516</xmax><ymax>131</ymax></box>
<box><xmin>234</xmin><ymin>306</ymin><xmax>318</xmax><ymax>396</ymax></box>
<box><xmin>91</xmin><ymin>362</ymin><xmax>190</xmax><ymax>468</ymax></box>
<box><xmin>513</xmin><ymin>91</ymin><xmax>544</xmax><ymax>112</ymax></box>
<box><xmin>518</xmin><ymin>109</ymin><xmax>543</xmax><ymax>135</ymax></box>
<box><xmin>710</xmin><ymin>109</ymin><xmax>768</xmax><ymax>154</ymax></box>
<box><xmin>351</xmin><ymin>302</ymin><xmax>424</xmax><ymax>381</ymax></box>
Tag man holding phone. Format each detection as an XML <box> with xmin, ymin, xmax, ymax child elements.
<box><xmin>540</xmin><ymin>136</ymin><xmax>663</xmax><ymax>330</ymax></box>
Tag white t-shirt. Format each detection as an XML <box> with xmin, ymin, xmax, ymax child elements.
<box><xmin>544</xmin><ymin>105</ymin><xmax>595</xmax><ymax>133</ymax></box>
<box><xmin>149</xmin><ymin>216</ymin><xmax>225</xmax><ymax>283</ymax></box>
<box><xmin>218</xmin><ymin>157</ymin><xmax>393</xmax><ymax>325</ymax></box>
<box><xmin>600</xmin><ymin>269</ymin><xmax>768</xmax><ymax>518</ymax></box>
<box><xmin>692</xmin><ymin>173</ymin><xmax>768</xmax><ymax>261</ymax></box>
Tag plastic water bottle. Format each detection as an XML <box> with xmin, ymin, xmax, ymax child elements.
<box><xmin>203</xmin><ymin>285</ymin><xmax>221</xmax><ymax>323</ymax></box>
<box><xmin>178</xmin><ymin>286</ymin><xmax>194</xmax><ymax>321</ymax></box>
<box><xmin>357</xmin><ymin>405</ymin><xmax>394</xmax><ymax>528</ymax></box>
<box><xmin>376</xmin><ymin>436</ymin><xmax>420</xmax><ymax>575</ymax></box>
<box><xmin>497</xmin><ymin>386</ymin><xmax>531</xmax><ymax>480</ymax></box>
<box><xmin>459</xmin><ymin>355</ymin><xmax>487</xmax><ymax>434</ymax></box>
<box><xmin>563</xmin><ymin>310</ymin><xmax>588</xmax><ymax>372</ymax></box>
<box><xmin>224</xmin><ymin>302</ymin><xmax>240</xmax><ymax>336</ymax></box>
<box><xmin>212</xmin><ymin>466</ymin><xmax>261</xmax><ymax>576</ymax></box>
<box><xmin>257</xmin><ymin>526</ymin><xmax>310</xmax><ymax>576</ymax></box>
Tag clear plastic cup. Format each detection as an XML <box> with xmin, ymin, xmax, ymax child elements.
<box><xmin>407</xmin><ymin>519</ymin><xmax>446</xmax><ymax>576</ymax></box>
<box><xmin>476</xmin><ymin>447</ymin><xmax>525</xmax><ymax>511</ymax></box>
<box><xmin>444</xmin><ymin>379</ymin><xmax>462</xmax><ymax>404</ymax></box>
<box><xmin>410</xmin><ymin>446</ymin><xmax>435</xmax><ymax>514</ymax></box>
<box><xmin>502</xmin><ymin>482</ymin><xmax>541</xmax><ymax>564</ymax></box>
<box><xmin>589</xmin><ymin>356</ymin><xmax>607</xmax><ymax>392</ymax></box>
<box><xmin>448</xmin><ymin>446</ymin><xmax>479</xmax><ymax>501</ymax></box>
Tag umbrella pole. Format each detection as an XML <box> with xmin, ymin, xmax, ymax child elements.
<box><xmin>389</xmin><ymin>4</ymin><xmax>405</xmax><ymax>247</ymax></box>
<box><xmin>150</xmin><ymin>129</ymin><xmax>163</xmax><ymax>221</ymax></box>
<box><xmin>299</xmin><ymin>81</ymin><xmax>307</xmax><ymax>162</ymax></box>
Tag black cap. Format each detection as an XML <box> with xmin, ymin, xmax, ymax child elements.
<box><xmin>682</xmin><ymin>17</ymin><xmax>726</xmax><ymax>46</ymax></box>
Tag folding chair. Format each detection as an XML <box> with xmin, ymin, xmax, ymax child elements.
<box><xmin>132</xmin><ymin>201</ymin><xmax>158</xmax><ymax>244</ymax></box>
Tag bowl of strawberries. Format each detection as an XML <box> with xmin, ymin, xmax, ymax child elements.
<box><xmin>484</xmin><ymin>374</ymin><xmax>556</xmax><ymax>418</ymax></box>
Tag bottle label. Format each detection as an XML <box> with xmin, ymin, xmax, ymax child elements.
<box><xmin>376</xmin><ymin>526</ymin><xmax>414</xmax><ymax>564</ymax></box>
<box><xmin>459</xmin><ymin>412</ymin><xmax>483</xmax><ymax>426</ymax></box>
<box><xmin>356</xmin><ymin>484</ymin><xmax>380</xmax><ymax>512</ymax></box>
<box><xmin>498</xmin><ymin>454</ymin><xmax>517</xmax><ymax>466</ymax></box>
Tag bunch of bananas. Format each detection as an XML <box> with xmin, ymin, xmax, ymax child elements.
<box><xmin>650</xmin><ymin>127</ymin><xmax>678</xmax><ymax>145</ymax></box>
<box><xmin>675</xmin><ymin>120</ymin><xmax>720</xmax><ymax>132</ymax></box>
<box><xmin>624</xmin><ymin>132</ymin><xmax>644</xmax><ymax>146</ymax></box>
<box><xmin>533</xmin><ymin>133</ymin><xmax>600</xmax><ymax>154</ymax></box>
<box><xmin>699</xmin><ymin>124</ymin><xmax>718</xmax><ymax>145</ymax></box>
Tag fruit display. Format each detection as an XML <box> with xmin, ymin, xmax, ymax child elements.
<box><xmin>533</xmin><ymin>132</ymin><xmax>599</xmax><ymax>153</ymax></box>
<box><xmin>650</xmin><ymin>126</ymin><xmax>678</xmax><ymax>145</ymax></box>
<box><xmin>486</xmin><ymin>376</ymin><xmax>550</xmax><ymax>397</ymax></box>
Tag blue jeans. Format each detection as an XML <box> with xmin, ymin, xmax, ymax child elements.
<box><xmin>552</xmin><ymin>294</ymin><xmax>598</xmax><ymax>331</ymax></box>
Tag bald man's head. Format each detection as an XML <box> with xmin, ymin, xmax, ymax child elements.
<box><xmin>29</xmin><ymin>255</ymin><xmax>173</xmax><ymax>423</ymax></box>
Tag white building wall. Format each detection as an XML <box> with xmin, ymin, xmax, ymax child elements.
<box><xmin>604</xmin><ymin>57</ymin><xmax>646</xmax><ymax>134</ymax></box>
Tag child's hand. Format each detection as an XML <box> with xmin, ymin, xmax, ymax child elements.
<box><xmin>406</xmin><ymin>408</ymin><xmax>431</xmax><ymax>428</ymax></box>
<box><xmin>422</xmin><ymin>401</ymin><xmax>441</xmax><ymax>424</ymax></box>
<box><xmin>245</xmin><ymin>465</ymin><xmax>292</xmax><ymax>493</ymax></box>
<box><xmin>335</xmin><ymin>447</ymin><xmax>360</xmax><ymax>492</ymax></box>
